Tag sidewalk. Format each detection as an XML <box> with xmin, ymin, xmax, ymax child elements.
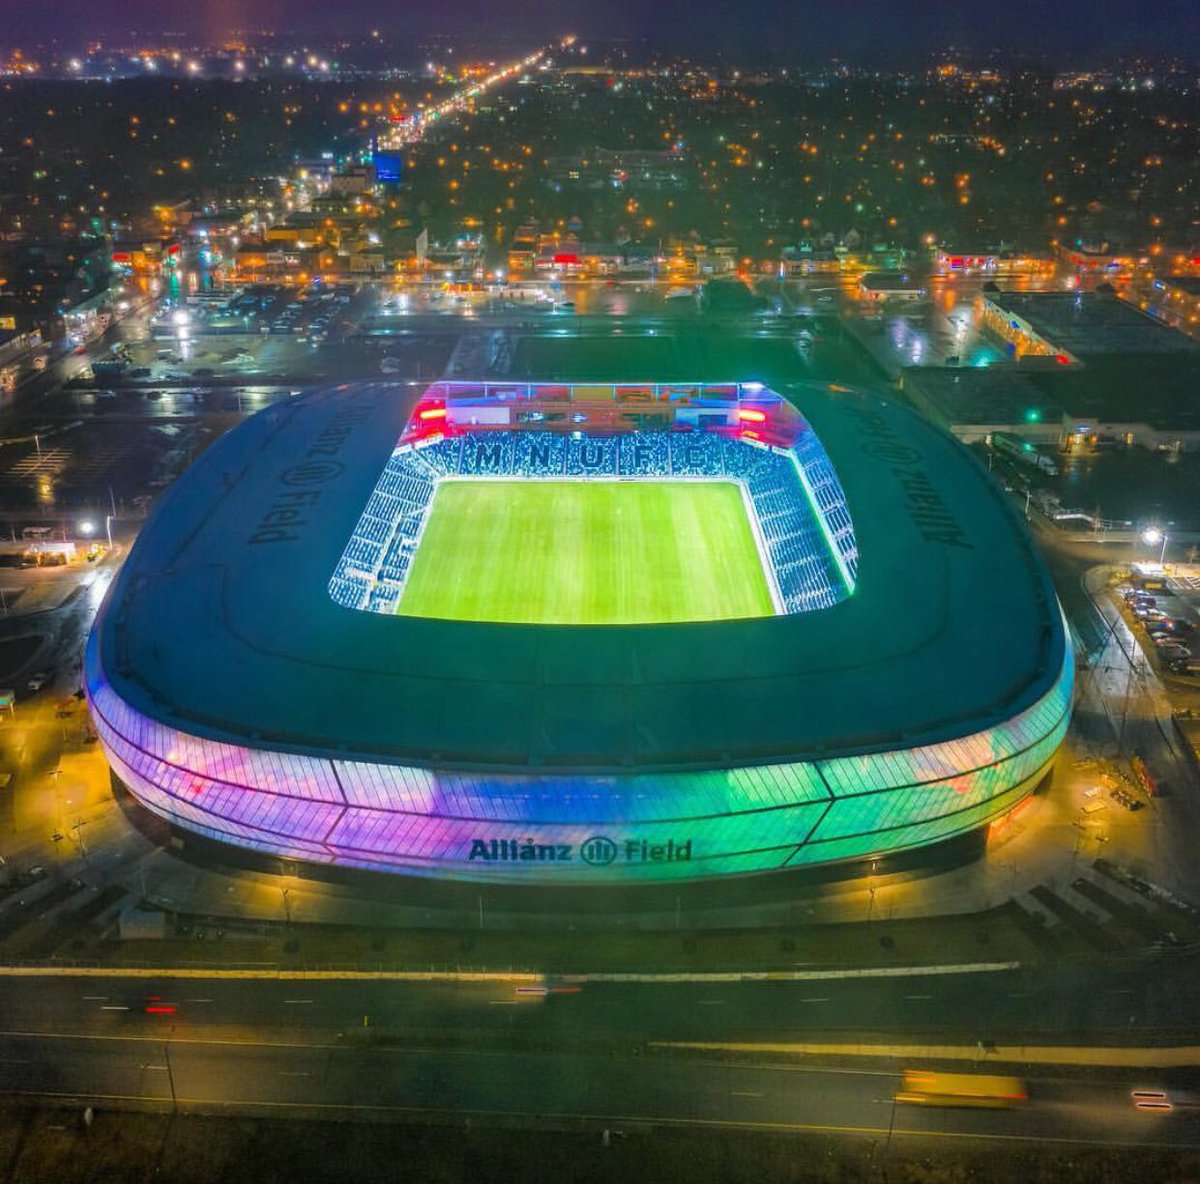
<box><xmin>1074</xmin><ymin>564</ymin><xmax>1200</xmax><ymax>902</ymax></box>
<box><xmin>653</xmin><ymin>1039</ymin><xmax>1200</xmax><ymax>1069</ymax></box>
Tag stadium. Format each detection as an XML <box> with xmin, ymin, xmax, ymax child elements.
<box><xmin>85</xmin><ymin>379</ymin><xmax>1073</xmax><ymax>885</ymax></box>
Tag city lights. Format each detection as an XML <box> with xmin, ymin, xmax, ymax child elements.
<box><xmin>1</xmin><ymin>16</ymin><xmax>1197</xmax><ymax>1166</ymax></box>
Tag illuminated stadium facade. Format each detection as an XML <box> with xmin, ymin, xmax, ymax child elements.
<box><xmin>86</xmin><ymin>380</ymin><xmax>1073</xmax><ymax>885</ymax></box>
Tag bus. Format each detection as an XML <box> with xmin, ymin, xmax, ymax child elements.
<box><xmin>988</xmin><ymin>430</ymin><xmax>1059</xmax><ymax>476</ymax></box>
<box><xmin>895</xmin><ymin>1070</ymin><xmax>1027</xmax><ymax>1109</ymax></box>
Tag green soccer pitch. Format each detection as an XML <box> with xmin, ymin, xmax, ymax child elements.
<box><xmin>396</xmin><ymin>480</ymin><xmax>776</xmax><ymax>626</ymax></box>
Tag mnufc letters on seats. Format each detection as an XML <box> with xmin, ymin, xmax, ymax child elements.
<box><xmin>467</xmin><ymin>837</ymin><xmax>694</xmax><ymax>865</ymax></box>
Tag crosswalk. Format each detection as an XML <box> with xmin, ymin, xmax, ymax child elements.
<box><xmin>5</xmin><ymin>447</ymin><xmax>71</xmax><ymax>477</ymax></box>
<box><xmin>1014</xmin><ymin>862</ymin><xmax>1198</xmax><ymax>954</ymax></box>
<box><xmin>0</xmin><ymin>444</ymin><xmax>132</xmax><ymax>484</ymax></box>
<box><xmin>0</xmin><ymin>878</ymin><xmax>131</xmax><ymax>959</ymax></box>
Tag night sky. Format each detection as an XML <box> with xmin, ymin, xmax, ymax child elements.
<box><xmin>7</xmin><ymin>0</ymin><xmax>1199</xmax><ymax>62</ymax></box>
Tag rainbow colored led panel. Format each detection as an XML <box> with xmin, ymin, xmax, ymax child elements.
<box><xmin>86</xmin><ymin>636</ymin><xmax>1071</xmax><ymax>883</ymax></box>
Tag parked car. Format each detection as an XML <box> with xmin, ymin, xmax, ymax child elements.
<box><xmin>1155</xmin><ymin>642</ymin><xmax>1191</xmax><ymax>659</ymax></box>
<box><xmin>25</xmin><ymin>672</ymin><xmax>49</xmax><ymax>692</ymax></box>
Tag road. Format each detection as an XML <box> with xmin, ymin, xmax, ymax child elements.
<box><xmin>0</xmin><ymin>967</ymin><xmax>1199</xmax><ymax>1146</ymax></box>
<box><xmin>4</xmin><ymin>955</ymin><xmax>1200</xmax><ymax>1046</ymax></box>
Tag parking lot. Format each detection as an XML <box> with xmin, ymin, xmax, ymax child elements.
<box><xmin>1114</xmin><ymin>570</ymin><xmax>1200</xmax><ymax>700</ymax></box>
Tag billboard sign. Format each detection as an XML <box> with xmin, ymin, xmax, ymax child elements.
<box><xmin>373</xmin><ymin>152</ymin><xmax>402</xmax><ymax>183</ymax></box>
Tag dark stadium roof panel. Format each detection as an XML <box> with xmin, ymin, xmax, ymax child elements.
<box><xmin>93</xmin><ymin>380</ymin><xmax>1064</xmax><ymax>774</ymax></box>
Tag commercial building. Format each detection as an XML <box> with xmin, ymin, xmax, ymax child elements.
<box><xmin>906</xmin><ymin>289</ymin><xmax>1200</xmax><ymax>451</ymax></box>
<box><xmin>859</xmin><ymin>272</ymin><xmax>926</xmax><ymax>302</ymax></box>
<box><xmin>899</xmin><ymin>366</ymin><xmax>1067</xmax><ymax>446</ymax></box>
<box><xmin>934</xmin><ymin>249</ymin><xmax>1056</xmax><ymax>277</ymax></box>
<box><xmin>981</xmin><ymin>288</ymin><xmax>1200</xmax><ymax>362</ymax></box>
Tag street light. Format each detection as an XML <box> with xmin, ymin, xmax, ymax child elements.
<box><xmin>1142</xmin><ymin>528</ymin><xmax>1168</xmax><ymax>565</ymax></box>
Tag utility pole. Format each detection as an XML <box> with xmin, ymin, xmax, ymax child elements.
<box><xmin>71</xmin><ymin>818</ymin><xmax>88</xmax><ymax>863</ymax></box>
<box><xmin>1117</xmin><ymin>661</ymin><xmax>1140</xmax><ymax>754</ymax></box>
<box><xmin>163</xmin><ymin>1043</ymin><xmax>178</xmax><ymax>1114</ymax></box>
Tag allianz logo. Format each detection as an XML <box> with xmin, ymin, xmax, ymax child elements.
<box><xmin>467</xmin><ymin>837</ymin><xmax>693</xmax><ymax>866</ymax></box>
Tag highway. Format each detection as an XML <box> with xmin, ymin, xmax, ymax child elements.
<box><xmin>0</xmin><ymin>974</ymin><xmax>1195</xmax><ymax>1146</ymax></box>
<box><xmin>4</xmin><ymin>958</ymin><xmax>1200</xmax><ymax>1045</ymax></box>
<box><xmin>2</xmin><ymin>1034</ymin><xmax>1191</xmax><ymax>1146</ymax></box>
<box><xmin>0</xmin><ymin>970</ymin><xmax>1198</xmax><ymax>1147</ymax></box>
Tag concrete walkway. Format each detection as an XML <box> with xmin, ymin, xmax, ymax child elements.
<box><xmin>654</xmin><ymin>1039</ymin><xmax>1200</xmax><ymax>1069</ymax></box>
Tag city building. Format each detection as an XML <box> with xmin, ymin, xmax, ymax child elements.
<box><xmin>905</xmin><ymin>291</ymin><xmax>1200</xmax><ymax>451</ymax></box>
<box><xmin>779</xmin><ymin>245</ymin><xmax>841</xmax><ymax>277</ymax></box>
<box><xmin>899</xmin><ymin>366</ymin><xmax>1067</xmax><ymax>446</ymax></box>
<box><xmin>981</xmin><ymin>288</ymin><xmax>1200</xmax><ymax>362</ymax></box>
<box><xmin>859</xmin><ymin>271</ymin><xmax>926</xmax><ymax>302</ymax></box>
<box><xmin>934</xmin><ymin>248</ymin><xmax>1056</xmax><ymax>277</ymax></box>
<box><xmin>1153</xmin><ymin>275</ymin><xmax>1200</xmax><ymax>333</ymax></box>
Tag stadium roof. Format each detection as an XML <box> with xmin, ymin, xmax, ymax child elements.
<box><xmin>91</xmin><ymin>381</ymin><xmax>1066</xmax><ymax>774</ymax></box>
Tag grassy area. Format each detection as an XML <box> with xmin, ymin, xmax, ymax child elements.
<box><xmin>398</xmin><ymin>480</ymin><xmax>774</xmax><ymax>626</ymax></box>
<box><xmin>107</xmin><ymin>903</ymin><xmax>1044</xmax><ymax>975</ymax></box>
<box><xmin>3</xmin><ymin>1107</ymin><xmax>1196</xmax><ymax>1183</ymax></box>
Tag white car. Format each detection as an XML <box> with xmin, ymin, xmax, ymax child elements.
<box><xmin>25</xmin><ymin>672</ymin><xmax>49</xmax><ymax>692</ymax></box>
<box><xmin>1157</xmin><ymin>643</ymin><xmax>1191</xmax><ymax>660</ymax></box>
